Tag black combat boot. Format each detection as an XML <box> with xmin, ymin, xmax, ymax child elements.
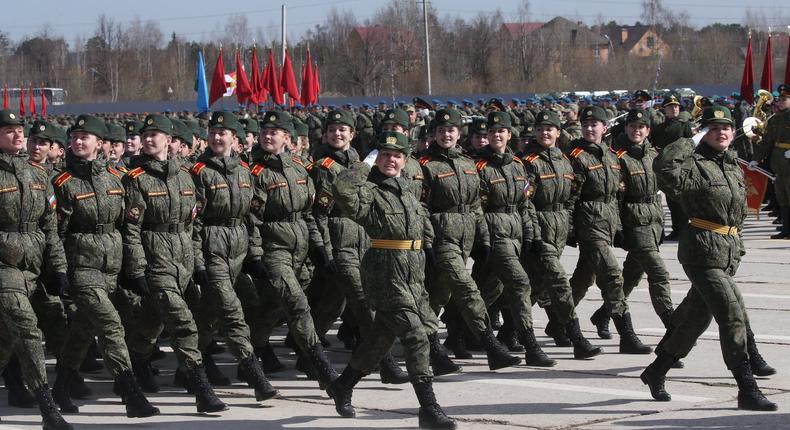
<box><xmin>115</xmin><ymin>370</ymin><xmax>160</xmax><ymax>418</ymax></box>
<box><xmin>35</xmin><ymin>385</ymin><xmax>73</xmax><ymax>430</ymax></box>
<box><xmin>589</xmin><ymin>305</ymin><xmax>612</xmax><ymax>339</ymax></box>
<box><xmin>731</xmin><ymin>358</ymin><xmax>778</xmax><ymax>411</ymax></box>
<box><xmin>306</xmin><ymin>343</ymin><xmax>339</xmax><ymax>389</ymax></box>
<box><xmin>3</xmin><ymin>356</ymin><xmax>36</xmax><ymax>407</ymax></box>
<box><xmin>202</xmin><ymin>352</ymin><xmax>231</xmax><ymax>386</ymax></box>
<box><xmin>257</xmin><ymin>343</ymin><xmax>285</xmax><ymax>374</ymax></box>
<box><xmin>428</xmin><ymin>333</ymin><xmax>462</xmax><ymax>376</ymax></box>
<box><xmin>188</xmin><ymin>365</ymin><xmax>228</xmax><ymax>413</ymax></box>
<box><xmin>326</xmin><ymin>366</ymin><xmax>365</xmax><ymax>418</ymax></box>
<box><xmin>206</xmin><ymin>339</ymin><xmax>226</xmax><ymax>355</ymax></box>
<box><xmin>496</xmin><ymin>311</ymin><xmax>525</xmax><ymax>352</ymax></box>
<box><xmin>336</xmin><ymin>316</ymin><xmax>359</xmax><ymax>350</ymax></box>
<box><xmin>565</xmin><ymin>318</ymin><xmax>602</xmax><ymax>359</ymax></box>
<box><xmin>379</xmin><ymin>352</ymin><xmax>410</xmax><ymax>384</ymax></box>
<box><xmin>131</xmin><ymin>359</ymin><xmax>159</xmax><ymax>393</ymax></box>
<box><xmin>770</xmin><ymin>206</ymin><xmax>790</xmax><ymax>239</ymax></box>
<box><xmin>658</xmin><ymin>310</ymin><xmax>684</xmax><ymax>368</ymax></box>
<box><xmin>612</xmin><ymin>312</ymin><xmax>652</xmax><ymax>354</ymax></box>
<box><xmin>69</xmin><ymin>372</ymin><xmax>92</xmax><ymax>399</ymax></box>
<box><xmin>747</xmin><ymin>329</ymin><xmax>777</xmax><ymax>377</ymax></box>
<box><xmin>52</xmin><ymin>366</ymin><xmax>79</xmax><ymax>414</ymax></box>
<box><xmin>640</xmin><ymin>352</ymin><xmax>676</xmax><ymax>401</ymax></box>
<box><xmin>173</xmin><ymin>367</ymin><xmax>194</xmax><ymax>394</ymax></box>
<box><xmin>413</xmin><ymin>381</ymin><xmax>456</xmax><ymax>429</ymax></box>
<box><xmin>79</xmin><ymin>340</ymin><xmax>103</xmax><ymax>373</ymax></box>
<box><xmin>443</xmin><ymin>316</ymin><xmax>472</xmax><ymax>359</ymax></box>
<box><xmin>518</xmin><ymin>328</ymin><xmax>556</xmax><ymax>367</ymax></box>
<box><xmin>544</xmin><ymin>306</ymin><xmax>571</xmax><ymax>347</ymax></box>
<box><xmin>479</xmin><ymin>328</ymin><xmax>521</xmax><ymax>370</ymax></box>
<box><xmin>238</xmin><ymin>354</ymin><xmax>279</xmax><ymax>401</ymax></box>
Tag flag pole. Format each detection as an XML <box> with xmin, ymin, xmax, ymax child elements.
<box><xmin>281</xmin><ymin>4</ymin><xmax>288</xmax><ymax>108</ymax></box>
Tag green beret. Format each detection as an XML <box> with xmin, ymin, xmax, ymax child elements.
<box><xmin>380</xmin><ymin>109</ymin><xmax>410</xmax><ymax>129</ymax></box>
<box><xmin>469</xmin><ymin>118</ymin><xmax>488</xmax><ymax>135</ymax></box>
<box><xmin>260</xmin><ymin>110</ymin><xmax>295</xmax><ymax>136</ymax></box>
<box><xmin>626</xmin><ymin>109</ymin><xmax>651</xmax><ymax>126</ymax></box>
<box><xmin>433</xmin><ymin>109</ymin><xmax>462</xmax><ymax>128</ymax></box>
<box><xmin>29</xmin><ymin>120</ymin><xmax>57</xmax><ymax>142</ymax></box>
<box><xmin>141</xmin><ymin>114</ymin><xmax>174</xmax><ymax>136</ymax></box>
<box><xmin>105</xmin><ymin>123</ymin><xmax>127</xmax><ymax>142</ymax></box>
<box><xmin>0</xmin><ymin>110</ymin><xmax>24</xmax><ymax>128</ymax></box>
<box><xmin>171</xmin><ymin>119</ymin><xmax>193</xmax><ymax>145</ymax></box>
<box><xmin>324</xmin><ymin>109</ymin><xmax>355</xmax><ymax>130</ymax></box>
<box><xmin>535</xmin><ymin>110</ymin><xmax>561</xmax><ymax>128</ymax></box>
<box><xmin>377</xmin><ymin>131</ymin><xmax>411</xmax><ymax>155</ymax></box>
<box><xmin>662</xmin><ymin>92</ymin><xmax>681</xmax><ymax>107</ymax></box>
<box><xmin>700</xmin><ymin>105</ymin><xmax>734</xmax><ymax>126</ymax></box>
<box><xmin>125</xmin><ymin>120</ymin><xmax>144</xmax><ymax>137</ymax></box>
<box><xmin>486</xmin><ymin>111</ymin><xmax>512</xmax><ymax>130</ymax></box>
<box><xmin>209</xmin><ymin>110</ymin><xmax>242</xmax><ymax>135</ymax></box>
<box><xmin>579</xmin><ymin>106</ymin><xmax>608</xmax><ymax>123</ymax></box>
<box><xmin>70</xmin><ymin>114</ymin><xmax>106</xmax><ymax>139</ymax></box>
<box><xmin>293</xmin><ymin>119</ymin><xmax>309</xmax><ymax>137</ymax></box>
<box><xmin>240</xmin><ymin>118</ymin><xmax>260</xmax><ymax>135</ymax></box>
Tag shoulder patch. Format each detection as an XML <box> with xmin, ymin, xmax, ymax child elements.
<box><xmin>475</xmin><ymin>159</ymin><xmax>488</xmax><ymax>171</ymax></box>
<box><xmin>54</xmin><ymin>171</ymin><xmax>72</xmax><ymax>187</ymax></box>
<box><xmin>191</xmin><ymin>162</ymin><xmax>206</xmax><ymax>176</ymax></box>
<box><xmin>524</xmin><ymin>154</ymin><xmax>540</xmax><ymax>163</ymax></box>
<box><xmin>570</xmin><ymin>147</ymin><xmax>584</xmax><ymax>158</ymax></box>
<box><xmin>250</xmin><ymin>163</ymin><xmax>265</xmax><ymax>177</ymax></box>
<box><xmin>29</xmin><ymin>161</ymin><xmax>47</xmax><ymax>172</ymax></box>
<box><xmin>320</xmin><ymin>158</ymin><xmax>335</xmax><ymax>169</ymax></box>
<box><xmin>306</xmin><ymin>161</ymin><xmax>315</xmax><ymax>171</ymax></box>
<box><xmin>128</xmin><ymin>167</ymin><xmax>145</xmax><ymax>179</ymax></box>
<box><xmin>419</xmin><ymin>156</ymin><xmax>431</xmax><ymax>166</ymax></box>
<box><xmin>616</xmin><ymin>149</ymin><xmax>627</xmax><ymax>159</ymax></box>
<box><xmin>292</xmin><ymin>156</ymin><xmax>304</xmax><ymax>166</ymax></box>
<box><xmin>118</xmin><ymin>166</ymin><xmax>129</xmax><ymax>173</ymax></box>
<box><xmin>240</xmin><ymin>161</ymin><xmax>250</xmax><ymax>170</ymax></box>
<box><xmin>107</xmin><ymin>167</ymin><xmax>121</xmax><ymax>178</ymax></box>
<box><xmin>512</xmin><ymin>156</ymin><xmax>523</xmax><ymax>164</ymax></box>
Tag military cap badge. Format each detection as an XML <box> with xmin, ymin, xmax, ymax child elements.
<box><xmin>388</xmin><ymin>113</ymin><xmax>394</xmax><ymax>119</ymax></box>
<box><xmin>217</xmin><ymin>115</ymin><xmax>224</xmax><ymax>123</ymax></box>
<box><xmin>527</xmin><ymin>126</ymin><xmax>533</xmax><ymax>132</ymax></box>
<box><xmin>147</xmin><ymin>118</ymin><xmax>154</xmax><ymax>125</ymax></box>
<box><xmin>386</xmin><ymin>136</ymin><xmax>397</xmax><ymax>144</ymax></box>
<box><xmin>493</xmin><ymin>116</ymin><xmax>500</xmax><ymax>123</ymax></box>
<box><xmin>128</xmin><ymin>125</ymin><xmax>134</xmax><ymax>131</ymax></box>
<box><xmin>269</xmin><ymin>115</ymin><xmax>276</xmax><ymax>121</ymax></box>
<box><xmin>334</xmin><ymin>113</ymin><xmax>341</xmax><ymax>119</ymax></box>
<box><xmin>39</xmin><ymin>125</ymin><xmax>46</xmax><ymax>131</ymax></box>
<box><xmin>714</xmin><ymin>110</ymin><xmax>724</xmax><ymax>118</ymax></box>
<box><xmin>443</xmin><ymin>114</ymin><xmax>450</xmax><ymax>121</ymax></box>
<box><xmin>78</xmin><ymin>119</ymin><xmax>85</xmax><ymax>126</ymax></box>
<box><xmin>586</xmin><ymin>111</ymin><xmax>593</xmax><ymax>117</ymax></box>
<box><xmin>9</xmin><ymin>113</ymin><xmax>15</xmax><ymax>119</ymax></box>
<box><xmin>636</xmin><ymin>112</ymin><xmax>643</xmax><ymax>118</ymax></box>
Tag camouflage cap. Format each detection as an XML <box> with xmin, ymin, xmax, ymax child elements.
<box><xmin>171</xmin><ymin>118</ymin><xmax>194</xmax><ymax>144</ymax></box>
<box><xmin>125</xmin><ymin>120</ymin><xmax>144</xmax><ymax>137</ymax></box>
<box><xmin>208</xmin><ymin>110</ymin><xmax>242</xmax><ymax>135</ymax></box>
<box><xmin>486</xmin><ymin>111</ymin><xmax>513</xmax><ymax>131</ymax></box>
<box><xmin>662</xmin><ymin>92</ymin><xmax>681</xmax><ymax>107</ymax></box>
<box><xmin>70</xmin><ymin>114</ymin><xmax>106</xmax><ymax>139</ymax></box>
<box><xmin>579</xmin><ymin>106</ymin><xmax>608</xmax><ymax>123</ymax></box>
<box><xmin>380</xmin><ymin>108</ymin><xmax>410</xmax><ymax>129</ymax></box>
<box><xmin>140</xmin><ymin>114</ymin><xmax>174</xmax><ymax>136</ymax></box>
<box><xmin>469</xmin><ymin>118</ymin><xmax>488</xmax><ymax>135</ymax></box>
<box><xmin>260</xmin><ymin>110</ymin><xmax>295</xmax><ymax>136</ymax></box>
<box><xmin>404</xmin><ymin>104</ymin><xmax>416</xmax><ymax>113</ymax></box>
<box><xmin>700</xmin><ymin>105</ymin><xmax>734</xmax><ymax>126</ymax></box>
<box><xmin>434</xmin><ymin>109</ymin><xmax>462</xmax><ymax>128</ymax></box>
<box><xmin>240</xmin><ymin>118</ymin><xmax>260</xmax><ymax>135</ymax></box>
<box><xmin>626</xmin><ymin>108</ymin><xmax>651</xmax><ymax>126</ymax></box>
<box><xmin>0</xmin><ymin>110</ymin><xmax>24</xmax><ymax>128</ymax></box>
<box><xmin>535</xmin><ymin>110</ymin><xmax>562</xmax><ymax>128</ymax></box>
<box><xmin>377</xmin><ymin>131</ymin><xmax>411</xmax><ymax>155</ymax></box>
<box><xmin>324</xmin><ymin>109</ymin><xmax>355</xmax><ymax>130</ymax></box>
<box><xmin>29</xmin><ymin>120</ymin><xmax>57</xmax><ymax>142</ymax></box>
<box><xmin>105</xmin><ymin>123</ymin><xmax>127</xmax><ymax>142</ymax></box>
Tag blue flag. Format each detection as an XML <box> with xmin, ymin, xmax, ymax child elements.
<box><xmin>195</xmin><ymin>51</ymin><xmax>209</xmax><ymax>113</ymax></box>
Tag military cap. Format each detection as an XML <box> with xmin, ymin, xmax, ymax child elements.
<box><xmin>522</xmin><ymin>124</ymin><xmax>535</xmax><ymax>138</ymax></box>
<box><xmin>779</xmin><ymin>84</ymin><xmax>790</xmax><ymax>97</ymax></box>
<box><xmin>141</xmin><ymin>114</ymin><xmax>174</xmax><ymax>136</ymax></box>
<box><xmin>626</xmin><ymin>108</ymin><xmax>651</xmax><ymax>126</ymax></box>
<box><xmin>433</xmin><ymin>109</ymin><xmax>462</xmax><ymax>128</ymax></box>
<box><xmin>29</xmin><ymin>120</ymin><xmax>56</xmax><ymax>141</ymax></box>
<box><xmin>535</xmin><ymin>110</ymin><xmax>561</xmax><ymax>128</ymax></box>
<box><xmin>700</xmin><ymin>104</ymin><xmax>734</xmax><ymax>126</ymax></box>
<box><xmin>171</xmin><ymin>118</ymin><xmax>193</xmax><ymax>144</ymax></box>
<box><xmin>662</xmin><ymin>92</ymin><xmax>681</xmax><ymax>107</ymax></box>
<box><xmin>379</xmin><ymin>100</ymin><xmax>387</xmax><ymax>105</ymax></box>
<box><xmin>565</xmin><ymin>103</ymin><xmax>579</xmax><ymax>113</ymax></box>
<box><xmin>487</xmin><ymin>111</ymin><xmax>513</xmax><ymax>131</ymax></box>
<box><xmin>377</xmin><ymin>131</ymin><xmax>411</xmax><ymax>155</ymax></box>
<box><xmin>579</xmin><ymin>106</ymin><xmax>608</xmax><ymax>123</ymax></box>
<box><xmin>325</xmin><ymin>109</ymin><xmax>355</xmax><ymax>130</ymax></box>
<box><xmin>260</xmin><ymin>110</ymin><xmax>295</xmax><ymax>136</ymax></box>
<box><xmin>0</xmin><ymin>110</ymin><xmax>24</xmax><ymax>128</ymax></box>
<box><xmin>447</xmin><ymin>99</ymin><xmax>458</xmax><ymax>106</ymax></box>
<box><xmin>404</xmin><ymin>104</ymin><xmax>416</xmax><ymax>113</ymax></box>
<box><xmin>208</xmin><ymin>110</ymin><xmax>242</xmax><ymax>135</ymax></box>
<box><xmin>240</xmin><ymin>118</ymin><xmax>260</xmax><ymax>135</ymax></box>
<box><xmin>124</xmin><ymin>120</ymin><xmax>142</xmax><ymax>137</ymax></box>
<box><xmin>293</xmin><ymin>119</ymin><xmax>309</xmax><ymax>137</ymax></box>
<box><xmin>50</xmin><ymin>125</ymin><xmax>68</xmax><ymax>146</ymax></box>
<box><xmin>184</xmin><ymin>119</ymin><xmax>202</xmax><ymax>138</ymax></box>
<box><xmin>633</xmin><ymin>89</ymin><xmax>651</xmax><ymax>101</ymax></box>
<box><xmin>105</xmin><ymin>123</ymin><xmax>127</xmax><ymax>142</ymax></box>
<box><xmin>380</xmin><ymin>108</ymin><xmax>410</xmax><ymax>129</ymax></box>
<box><xmin>70</xmin><ymin>114</ymin><xmax>106</xmax><ymax>139</ymax></box>
<box><xmin>469</xmin><ymin>118</ymin><xmax>488</xmax><ymax>135</ymax></box>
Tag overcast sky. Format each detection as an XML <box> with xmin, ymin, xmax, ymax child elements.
<box><xmin>4</xmin><ymin>0</ymin><xmax>789</xmax><ymax>45</ymax></box>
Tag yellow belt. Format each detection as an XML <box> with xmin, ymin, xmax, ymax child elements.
<box><xmin>370</xmin><ymin>239</ymin><xmax>423</xmax><ymax>250</ymax></box>
<box><xmin>689</xmin><ymin>218</ymin><xmax>738</xmax><ymax>236</ymax></box>
<box><xmin>776</xmin><ymin>143</ymin><xmax>790</xmax><ymax>149</ymax></box>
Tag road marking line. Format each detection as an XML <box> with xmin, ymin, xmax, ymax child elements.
<box><xmin>467</xmin><ymin>379</ymin><xmax>713</xmax><ymax>402</ymax></box>
<box><xmin>631</xmin><ymin>289</ymin><xmax>790</xmax><ymax>300</ymax></box>
<box><xmin>639</xmin><ymin>328</ymin><xmax>790</xmax><ymax>342</ymax></box>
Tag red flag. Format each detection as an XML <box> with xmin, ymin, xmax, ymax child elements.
<box><xmin>29</xmin><ymin>85</ymin><xmax>36</xmax><ymax>117</ymax></box>
<box><xmin>2</xmin><ymin>84</ymin><xmax>8</xmax><ymax>110</ymax></box>
<box><xmin>739</xmin><ymin>161</ymin><xmax>769</xmax><ymax>214</ymax></box>
<box><xmin>234</xmin><ymin>50</ymin><xmax>253</xmax><ymax>105</ymax></box>
<box><xmin>300</xmin><ymin>50</ymin><xmax>316</xmax><ymax>106</ymax></box>
<box><xmin>259</xmin><ymin>54</ymin><xmax>269</xmax><ymax>103</ymax></box>
<box><xmin>208</xmin><ymin>48</ymin><xmax>228</xmax><ymax>107</ymax></box>
<box><xmin>279</xmin><ymin>49</ymin><xmax>300</xmax><ymax>104</ymax></box>
<box><xmin>741</xmin><ymin>37</ymin><xmax>755</xmax><ymax>105</ymax></box>
<box><xmin>19</xmin><ymin>86</ymin><xmax>25</xmax><ymax>117</ymax></box>
<box><xmin>250</xmin><ymin>46</ymin><xmax>262</xmax><ymax>104</ymax></box>
<box><xmin>786</xmin><ymin>35</ymin><xmax>790</xmax><ymax>85</ymax></box>
<box><xmin>760</xmin><ymin>35</ymin><xmax>773</xmax><ymax>92</ymax></box>
<box><xmin>40</xmin><ymin>85</ymin><xmax>47</xmax><ymax>117</ymax></box>
<box><xmin>264</xmin><ymin>49</ymin><xmax>283</xmax><ymax>105</ymax></box>
<box><xmin>314</xmin><ymin>62</ymin><xmax>321</xmax><ymax>99</ymax></box>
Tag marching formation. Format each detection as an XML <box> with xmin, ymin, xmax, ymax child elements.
<box><xmin>0</xmin><ymin>84</ymin><xmax>788</xmax><ymax>430</ymax></box>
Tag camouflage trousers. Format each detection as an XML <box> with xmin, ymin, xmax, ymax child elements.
<box><xmin>523</xmin><ymin>242</ymin><xmax>577</xmax><ymax>325</ymax></box>
<box><xmin>196</xmin><ymin>276</ymin><xmax>254</xmax><ymax>360</ymax></box>
<box><xmin>30</xmin><ymin>285</ymin><xmax>69</xmax><ymax>358</ymax></box>
<box><xmin>622</xmin><ymin>249</ymin><xmax>673</xmax><ymax>316</ymax></box>
<box><xmin>0</xmin><ymin>273</ymin><xmax>48</xmax><ymax>390</ymax></box>
<box><xmin>570</xmin><ymin>240</ymin><xmax>628</xmax><ymax>317</ymax></box>
<box><xmin>657</xmin><ymin>264</ymin><xmax>748</xmax><ymax>370</ymax></box>
<box><xmin>478</xmin><ymin>239</ymin><xmax>533</xmax><ymax>333</ymax></box>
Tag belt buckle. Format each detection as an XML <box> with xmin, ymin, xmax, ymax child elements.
<box><xmin>19</xmin><ymin>223</ymin><xmax>30</xmax><ymax>233</ymax></box>
<box><xmin>410</xmin><ymin>240</ymin><xmax>419</xmax><ymax>250</ymax></box>
<box><xmin>94</xmin><ymin>224</ymin><xmax>106</xmax><ymax>234</ymax></box>
<box><xmin>169</xmin><ymin>223</ymin><xmax>179</xmax><ymax>233</ymax></box>
<box><xmin>728</xmin><ymin>226</ymin><xmax>737</xmax><ymax>235</ymax></box>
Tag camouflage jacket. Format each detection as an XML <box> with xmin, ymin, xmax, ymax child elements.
<box><xmin>522</xmin><ymin>143</ymin><xmax>576</xmax><ymax>249</ymax></box>
<box><xmin>754</xmin><ymin>108</ymin><xmax>790</xmax><ymax>176</ymax></box>
<box><xmin>650</xmin><ymin>117</ymin><xmax>693</xmax><ymax>151</ymax></box>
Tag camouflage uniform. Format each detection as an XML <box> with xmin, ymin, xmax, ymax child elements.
<box><xmin>650</xmin><ymin>114</ymin><xmax>693</xmax><ymax>238</ymax></box>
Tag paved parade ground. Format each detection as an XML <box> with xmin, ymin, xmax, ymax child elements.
<box><xmin>1</xmin><ymin>204</ymin><xmax>788</xmax><ymax>429</ymax></box>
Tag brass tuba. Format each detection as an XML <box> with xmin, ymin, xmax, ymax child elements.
<box><xmin>691</xmin><ymin>95</ymin><xmax>705</xmax><ymax>120</ymax></box>
<box><xmin>743</xmin><ymin>89</ymin><xmax>774</xmax><ymax>138</ymax></box>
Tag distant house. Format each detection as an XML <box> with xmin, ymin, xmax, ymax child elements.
<box><xmin>605</xmin><ymin>26</ymin><xmax>670</xmax><ymax>58</ymax></box>
<box><xmin>500</xmin><ymin>22</ymin><xmax>546</xmax><ymax>40</ymax></box>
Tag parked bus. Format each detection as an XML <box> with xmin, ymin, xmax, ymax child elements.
<box><xmin>5</xmin><ymin>87</ymin><xmax>66</xmax><ymax>106</ymax></box>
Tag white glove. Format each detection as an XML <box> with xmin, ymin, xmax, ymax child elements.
<box><xmin>363</xmin><ymin>149</ymin><xmax>378</xmax><ymax>167</ymax></box>
<box><xmin>748</xmin><ymin>161</ymin><xmax>759</xmax><ymax>171</ymax></box>
<box><xmin>784</xmin><ymin>150</ymin><xmax>790</xmax><ymax>159</ymax></box>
